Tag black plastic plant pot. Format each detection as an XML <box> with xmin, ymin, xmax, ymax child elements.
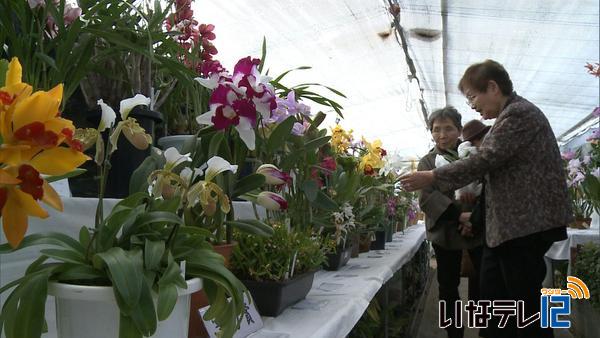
<box><xmin>385</xmin><ymin>225</ymin><xmax>394</xmax><ymax>242</ymax></box>
<box><xmin>324</xmin><ymin>245</ymin><xmax>352</xmax><ymax>271</ymax></box>
<box><xmin>68</xmin><ymin>105</ymin><xmax>162</xmax><ymax>198</ymax></box>
<box><xmin>242</xmin><ymin>270</ymin><xmax>316</xmax><ymax>317</ymax></box>
<box><xmin>370</xmin><ymin>230</ymin><xmax>386</xmax><ymax>250</ymax></box>
<box><xmin>105</xmin><ymin>106</ymin><xmax>162</xmax><ymax>198</ymax></box>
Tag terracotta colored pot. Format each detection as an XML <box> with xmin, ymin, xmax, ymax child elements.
<box><xmin>188</xmin><ymin>242</ymin><xmax>237</xmax><ymax>338</ymax></box>
<box><xmin>358</xmin><ymin>232</ymin><xmax>372</xmax><ymax>253</ymax></box>
<box><xmin>570</xmin><ymin>217</ymin><xmax>592</xmax><ymax>229</ymax></box>
<box><xmin>350</xmin><ymin>233</ymin><xmax>360</xmax><ymax>258</ymax></box>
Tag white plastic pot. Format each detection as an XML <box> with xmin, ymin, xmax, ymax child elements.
<box><xmin>48</xmin><ymin>278</ymin><xmax>202</xmax><ymax>338</ymax></box>
<box><xmin>157</xmin><ymin>135</ymin><xmax>197</xmax><ymax>152</ymax></box>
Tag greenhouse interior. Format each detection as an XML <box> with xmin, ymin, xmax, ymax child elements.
<box><xmin>0</xmin><ymin>0</ymin><xmax>598</xmax><ymax>337</ymax></box>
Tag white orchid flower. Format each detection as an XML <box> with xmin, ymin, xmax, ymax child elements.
<box><xmin>180</xmin><ymin>167</ymin><xmax>205</xmax><ymax>183</ymax></box>
<box><xmin>204</xmin><ymin>156</ymin><xmax>238</xmax><ymax>182</ymax></box>
<box><xmin>97</xmin><ymin>99</ymin><xmax>116</xmax><ymax>132</ymax></box>
<box><xmin>163</xmin><ymin>147</ymin><xmax>191</xmax><ymax>170</ymax></box>
<box><xmin>119</xmin><ymin>94</ymin><xmax>150</xmax><ymax>119</ymax></box>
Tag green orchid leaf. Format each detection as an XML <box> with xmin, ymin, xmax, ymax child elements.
<box><xmin>157</xmin><ymin>283</ymin><xmax>178</xmax><ymax>321</ymax></box>
<box><xmin>129</xmin><ymin>155</ymin><xmax>161</xmax><ymax>194</ymax></box>
<box><xmin>11</xmin><ymin>272</ymin><xmax>49</xmax><ymax>338</ymax></box>
<box><xmin>144</xmin><ymin>239</ymin><xmax>165</xmax><ymax>271</ymax></box>
<box><xmin>54</xmin><ymin>265</ymin><xmax>105</xmax><ymax>281</ymax></box>
<box><xmin>0</xmin><ymin>232</ymin><xmax>84</xmax><ymax>254</ymax></box>
<box><xmin>208</xmin><ymin>131</ymin><xmax>225</xmax><ymax>158</ymax></box>
<box><xmin>225</xmin><ymin>220</ymin><xmax>274</xmax><ymax>237</ymax></box>
<box><xmin>119</xmin><ymin>313</ymin><xmax>142</xmax><ymax>338</ymax></box>
<box><xmin>267</xmin><ymin>116</ymin><xmax>296</xmax><ymax>152</ymax></box>
<box><xmin>94</xmin><ymin>248</ymin><xmax>144</xmax><ymax>309</ymax></box>
<box><xmin>308</xmin><ymin>112</ymin><xmax>327</xmax><ymax>133</ymax></box>
<box><xmin>271</xmin><ymin>66</ymin><xmax>312</xmax><ymax>84</ymax></box>
<box><xmin>0</xmin><ymin>59</ymin><xmax>8</xmax><ymax>87</ymax></box>
<box><xmin>301</xmin><ymin>180</ymin><xmax>319</xmax><ymax>202</ymax></box>
<box><xmin>45</xmin><ymin>168</ymin><xmax>86</xmax><ymax>183</ymax></box>
<box><xmin>78</xmin><ymin>226</ymin><xmax>91</xmax><ymax>250</ymax></box>
<box><xmin>304</xmin><ymin>135</ymin><xmax>331</xmax><ymax>152</ymax></box>
<box><xmin>311</xmin><ymin>190</ymin><xmax>339</xmax><ymax>211</ymax></box>
<box><xmin>39</xmin><ymin>248</ymin><xmax>86</xmax><ymax>264</ymax></box>
<box><xmin>258</xmin><ymin>37</ymin><xmax>267</xmax><ymax>73</ymax></box>
<box><xmin>129</xmin><ymin>279</ymin><xmax>157</xmax><ymax>337</ymax></box>
<box><xmin>232</xmin><ymin>174</ymin><xmax>266</xmax><ymax>198</ymax></box>
<box><xmin>157</xmin><ymin>254</ymin><xmax>186</xmax><ymax>288</ymax></box>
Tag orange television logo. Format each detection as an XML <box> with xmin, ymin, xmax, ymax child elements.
<box><xmin>540</xmin><ymin>275</ymin><xmax>591</xmax><ymax>300</ymax></box>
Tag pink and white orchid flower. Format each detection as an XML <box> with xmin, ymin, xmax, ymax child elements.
<box><xmin>256</xmin><ymin>164</ymin><xmax>292</xmax><ymax>186</ymax></box>
<box><xmin>195</xmin><ymin>56</ymin><xmax>276</xmax><ymax>151</ymax></box>
<box><xmin>256</xmin><ymin>191</ymin><xmax>288</xmax><ymax>211</ymax></box>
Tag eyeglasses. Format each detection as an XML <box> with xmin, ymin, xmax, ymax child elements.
<box><xmin>465</xmin><ymin>93</ymin><xmax>478</xmax><ymax>108</ymax></box>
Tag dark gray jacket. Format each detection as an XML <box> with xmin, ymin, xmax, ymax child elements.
<box><xmin>418</xmin><ymin>148</ymin><xmax>484</xmax><ymax>250</ymax></box>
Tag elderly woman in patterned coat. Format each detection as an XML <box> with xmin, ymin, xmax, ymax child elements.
<box><xmin>400</xmin><ymin>60</ymin><xmax>570</xmax><ymax>338</ymax></box>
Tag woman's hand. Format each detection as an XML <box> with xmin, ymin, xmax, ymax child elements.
<box><xmin>459</xmin><ymin>192</ymin><xmax>476</xmax><ymax>205</ymax></box>
<box><xmin>399</xmin><ymin>170</ymin><xmax>435</xmax><ymax>191</ymax></box>
<box><xmin>459</xmin><ymin>212</ymin><xmax>472</xmax><ymax>223</ymax></box>
<box><xmin>458</xmin><ymin>212</ymin><xmax>474</xmax><ymax>237</ymax></box>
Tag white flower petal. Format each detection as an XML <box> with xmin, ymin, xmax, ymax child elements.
<box><xmin>235</xmin><ymin>117</ymin><xmax>256</xmax><ymax>150</ymax></box>
<box><xmin>97</xmin><ymin>99</ymin><xmax>116</xmax><ymax>132</ymax></box>
<box><xmin>119</xmin><ymin>94</ymin><xmax>150</xmax><ymax>119</ymax></box>
<box><xmin>164</xmin><ymin>147</ymin><xmax>191</xmax><ymax>168</ymax></box>
<box><xmin>196</xmin><ymin>110</ymin><xmax>215</xmax><ymax>126</ymax></box>
<box><xmin>205</xmin><ymin>156</ymin><xmax>238</xmax><ymax>181</ymax></box>
<box><xmin>194</xmin><ymin>75</ymin><xmax>219</xmax><ymax>90</ymax></box>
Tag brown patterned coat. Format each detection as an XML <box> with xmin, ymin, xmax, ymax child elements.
<box><xmin>433</xmin><ymin>93</ymin><xmax>572</xmax><ymax>247</ymax></box>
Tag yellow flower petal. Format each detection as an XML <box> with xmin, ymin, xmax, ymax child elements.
<box><xmin>46</xmin><ymin>84</ymin><xmax>63</xmax><ymax>104</ymax></box>
<box><xmin>3</xmin><ymin>188</ymin><xmax>49</xmax><ymax>247</ymax></box>
<box><xmin>45</xmin><ymin>117</ymin><xmax>74</xmax><ymax>136</ymax></box>
<box><xmin>42</xmin><ymin>180</ymin><xmax>63</xmax><ymax>211</ymax></box>
<box><xmin>29</xmin><ymin>147</ymin><xmax>89</xmax><ymax>175</ymax></box>
<box><xmin>12</xmin><ymin>91</ymin><xmax>60</xmax><ymax>131</ymax></box>
<box><xmin>5</xmin><ymin>57</ymin><xmax>22</xmax><ymax>87</ymax></box>
<box><xmin>2</xmin><ymin>203</ymin><xmax>28</xmax><ymax>248</ymax></box>
<box><xmin>0</xmin><ymin>168</ymin><xmax>20</xmax><ymax>185</ymax></box>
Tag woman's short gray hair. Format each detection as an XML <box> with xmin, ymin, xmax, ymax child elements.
<box><xmin>427</xmin><ymin>106</ymin><xmax>462</xmax><ymax>131</ymax></box>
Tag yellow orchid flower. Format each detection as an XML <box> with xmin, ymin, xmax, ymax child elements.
<box><xmin>359</xmin><ymin>137</ymin><xmax>386</xmax><ymax>175</ymax></box>
<box><xmin>0</xmin><ymin>57</ymin><xmax>88</xmax><ymax>247</ymax></box>
<box><xmin>0</xmin><ymin>58</ymin><xmax>88</xmax><ymax>174</ymax></box>
<box><xmin>330</xmin><ymin>124</ymin><xmax>353</xmax><ymax>154</ymax></box>
<box><xmin>187</xmin><ymin>181</ymin><xmax>231</xmax><ymax>217</ymax></box>
<box><xmin>0</xmin><ymin>165</ymin><xmax>64</xmax><ymax>247</ymax></box>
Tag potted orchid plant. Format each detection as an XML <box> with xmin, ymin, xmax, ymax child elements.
<box><xmin>0</xmin><ymin>59</ymin><xmax>247</xmax><ymax>338</ymax></box>
<box><xmin>563</xmin><ymin>148</ymin><xmax>596</xmax><ymax>228</ymax></box>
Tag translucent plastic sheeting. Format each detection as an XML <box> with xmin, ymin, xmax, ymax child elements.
<box><xmin>195</xmin><ymin>0</ymin><xmax>599</xmax><ymax>157</ymax></box>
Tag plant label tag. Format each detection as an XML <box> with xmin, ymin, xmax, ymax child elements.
<box><xmin>200</xmin><ymin>294</ymin><xmax>263</xmax><ymax>338</ymax></box>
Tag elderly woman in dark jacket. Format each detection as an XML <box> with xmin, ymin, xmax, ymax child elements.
<box><xmin>418</xmin><ymin>106</ymin><xmax>483</xmax><ymax>338</ymax></box>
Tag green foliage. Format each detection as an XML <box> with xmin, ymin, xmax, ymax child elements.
<box><xmin>0</xmin><ymin>193</ymin><xmax>247</xmax><ymax>338</ymax></box>
<box><xmin>0</xmin><ymin>0</ymin><xmax>95</xmax><ymax>105</ymax></box>
<box><xmin>231</xmin><ymin>226</ymin><xmax>326</xmax><ymax>282</ymax></box>
<box><xmin>572</xmin><ymin>243</ymin><xmax>600</xmax><ymax>311</ymax></box>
